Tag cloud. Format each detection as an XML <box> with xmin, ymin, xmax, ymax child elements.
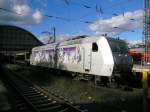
<box><xmin>56</xmin><ymin>34</ymin><xmax>74</xmax><ymax>42</ymax></box>
<box><xmin>13</xmin><ymin>4</ymin><xmax>31</xmax><ymax>16</ymax></box>
<box><xmin>128</xmin><ymin>40</ymin><xmax>142</xmax><ymax>45</ymax></box>
<box><xmin>32</xmin><ymin>10</ymin><xmax>43</xmax><ymax>24</ymax></box>
<box><xmin>89</xmin><ymin>10</ymin><xmax>143</xmax><ymax>36</ymax></box>
<box><xmin>128</xmin><ymin>40</ymin><xmax>142</xmax><ymax>48</ymax></box>
<box><xmin>0</xmin><ymin>0</ymin><xmax>43</xmax><ymax>25</ymax></box>
<box><xmin>39</xmin><ymin>35</ymin><xmax>51</xmax><ymax>44</ymax></box>
<box><xmin>39</xmin><ymin>34</ymin><xmax>78</xmax><ymax>44</ymax></box>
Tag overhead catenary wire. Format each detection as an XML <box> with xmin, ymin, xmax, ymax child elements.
<box><xmin>15</xmin><ymin>0</ymin><xmax>138</xmax><ymax>23</ymax></box>
<box><xmin>77</xmin><ymin>0</ymin><xmax>137</xmax><ymax>22</ymax></box>
<box><xmin>61</xmin><ymin>0</ymin><xmax>136</xmax><ymax>12</ymax></box>
<box><xmin>113</xmin><ymin>13</ymin><xmax>135</xmax><ymax>21</ymax></box>
<box><xmin>0</xmin><ymin>7</ymin><xmax>93</xmax><ymax>24</ymax></box>
<box><xmin>61</xmin><ymin>0</ymin><xmax>92</xmax><ymax>9</ymax></box>
<box><xmin>0</xmin><ymin>0</ymin><xmax>139</xmax><ymax>26</ymax></box>
<box><xmin>63</xmin><ymin>0</ymin><xmax>70</xmax><ymax>6</ymax></box>
<box><xmin>0</xmin><ymin>7</ymin><xmax>138</xmax><ymax>27</ymax></box>
<box><xmin>113</xmin><ymin>26</ymin><xmax>135</xmax><ymax>32</ymax></box>
<box><xmin>61</xmin><ymin>0</ymin><xmax>135</xmax><ymax>10</ymax></box>
<box><xmin>44</xmin><ymin>14</ymin><xmax>70</xmax><ymax>22</ymax></box>
<box><xmin>45</xmin><ymin>14</ymin><xmax>93</xmax><ymax>24</ymax></box>
<box><xmin>40</xmin><ymin>0</ymin><xmax>140</xmax><ymax>36</ymax></box>
<box><xmin>0</xmin><ymin>7</ymin><xmax>22</xmax><ymax>15</ymax></box>
<box><xmin>96</xmin><ymin>4</ymin><xmax>103</xmax><ymax>15</ymax></box>
<box><xmin>0</xmin><ymin>0</ymin><xmax>140</xmax><ymax>39</ymax></box>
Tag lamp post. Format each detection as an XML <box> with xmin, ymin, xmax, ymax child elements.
<box><xmin>42</xmin><ymin>26</ymin><xmax>56</xmax><ymax>43</ymax></box>
<box><xmin>53</xmin><ymin>27</ymin><xmax>56</xmax><ymax>43</ymax></box>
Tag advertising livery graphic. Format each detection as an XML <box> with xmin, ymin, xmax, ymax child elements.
<box><xmin>33</xmin><ymin>46</ymin><xmax>81</xmax><ymax>65</ymax></box>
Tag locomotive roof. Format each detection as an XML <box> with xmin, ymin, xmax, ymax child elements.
<box><xmin>32</xmin><ymin>36</ymin><xmax>101</xmax><ymax>51</ymax></box>
<box><xmin>32</xmin><ymin>36</ymin><xmax>125</xmax><ymax>51</ymax></box>
<box><xmin>59</xmin><ymin>36</ymin><xmax>100</xmax><ymax>45</ymax></box>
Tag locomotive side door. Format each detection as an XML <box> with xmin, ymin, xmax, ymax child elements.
<box><xmin>83</xmin><ymin>43</ymin><xmax>92</xmax><ymax>71</ymax></box>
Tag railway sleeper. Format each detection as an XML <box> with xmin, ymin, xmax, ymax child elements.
<box><xmin>21</xmin><ymin>88</ymin><xmax>36</xmax><ymax>91</ymax></box>
<box><xmin>23</xmin><ymin>90</ymin><xmax>38</xmax><ymax>93</ymax></box>
<box><xmin>39</xmin><ymin>105</ymin><xmax>62</xmax><ymax>112</ymax></box>
<box><xmin>29</xmin><ymin>96</ymin><xmax>47</xmax><ymax>101</ymax></box>
<box><xmin>25</xmin><ymin>94</ymin><xmax>43</xmax><ymax>98</ymax></box>
<box><xmin>23</xmin><ymin>92</ymin><xmax>40</xmax><ymax>95</ymax></box>
<box><xmin>32</xmin><ymin>100</ymin><xmax>50</xmax><ymax>105</ymax></box>
<box><xmin>21</xmin><ymin>90</ymin><xmax>36</xmax><ymax>94</ymax></box>
<box><xmin>36</xmin><ymin>102</ymin><xmax>58</xmax><ymax>108</ymax></box>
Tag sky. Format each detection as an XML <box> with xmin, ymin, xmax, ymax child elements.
<box><xmin>0</xmin><ymin>0</ymin><xmax>144</xmax><ymax>43</ymax></box>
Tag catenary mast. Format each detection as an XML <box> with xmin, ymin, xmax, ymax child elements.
<box><xmin>143</xmin><ymin>0</ymin><xmax>150</xmax><ymax>64</ymax></box>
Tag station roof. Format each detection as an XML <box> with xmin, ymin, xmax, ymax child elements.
<box><xmin>0</xmin><ymin>25</ymin><xmax>43</xmax><ymax>55</ymax></box>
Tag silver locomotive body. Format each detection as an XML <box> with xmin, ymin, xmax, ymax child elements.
<box><xmin>30</xmin><ymin>36</ymin><xmax>132</xmax><ymax>82</ymax></box>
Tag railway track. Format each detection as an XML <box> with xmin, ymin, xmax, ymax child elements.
<box><xmin>2</xmin><ymin>68</ymin><xmax>87</xmax><ymax>112</ymax></box>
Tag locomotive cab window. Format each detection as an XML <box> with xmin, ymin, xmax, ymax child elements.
<box><xmin>92</xmin><ymin>42</ymin><xmax>98</xmax><ymax>52</ymax></box>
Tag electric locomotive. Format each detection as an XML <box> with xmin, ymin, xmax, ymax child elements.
<box><xmin>30</xmin><ymin>36</ymin><xmax>133</xmax><ymax>85</ymax></box>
